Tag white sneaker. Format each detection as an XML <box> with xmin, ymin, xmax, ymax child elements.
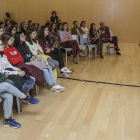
<box><xmin>61</xmin><ymin>67</ymin><xmax>72</xmax><ymax>74</ymax></box>
<box><xmin>50</xmin><ymin>85</ymin><xmax>61</xmax><ymax>92</ymax></box>
<box><xmin>54</xmin><ymin>85</ymin><xmax>65</xmax><ymax>92</ymax></box>
<box><xmin>60</xmin><ymin>73</ymin><xmax>69</xmax><ymax>78</ymax></box>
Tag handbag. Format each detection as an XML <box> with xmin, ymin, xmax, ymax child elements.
<box><xmin>0</xmin><ymin>73</ymin><xmax>14</xmax><ymax>85</ymax></box>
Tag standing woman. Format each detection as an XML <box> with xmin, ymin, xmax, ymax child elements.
<box><xmin>89</xmin><ymin>23</ymin><xmax>104</xmax><ymax>58</ymax></box>
<box><xmin>38</xmin><ymin>26</ymin><xmax>72</xmax><ymax>76</ymax></box>
<box><xmin>80</xmin><ymin>21</ymin><xmax>89</xmax><ymax>34</ymax></box>
<box><xmin>50</xmin><ymin>11</ymin><xmax>58</xmax><ymax>23</ymax></box>
<box><xmin>60</xmin><ymin>22</ymin><xmax>86</xmax><ymax>64</ymax></box>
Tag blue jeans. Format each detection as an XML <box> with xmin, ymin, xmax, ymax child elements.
<box><xmin>21</xmin><ymin>77</ymin><xmax>35</xmax><ymax>95</ymax></box>
<box><xmin>42</xmin><ymin>67</ymin><xmax>56</xmax><ymax>86</ymax></box>
<box><xmin>0</xmin><ymin>82</ymin><xmax>25</xmax><ymax>118</ymax></box>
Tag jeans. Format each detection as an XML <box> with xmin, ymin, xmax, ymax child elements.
<box><xmin>0</xmin><ymin>82</ymin><xmax>25</xmax><ymax>118</ymax></box>
<box><xmin>21</xmin><ymin>76</ymin><xmax>35</xmax><ymax>95</ymax></box>
<box><xmin>47</xmin><ymin>58</ymin><xmax>59</xmax><ymax>70</ymax></box>
<box><xmin>48</xmin><ymin>50</ymin><xmax>65</xmax><ymax>69</ymax></box>
<box><xmin>42</xmin><ymin>67</ymin><xmax>56</xmax><ymax>86</ymax></box>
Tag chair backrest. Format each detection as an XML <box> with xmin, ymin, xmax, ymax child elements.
<box><xmin>80</xmin><ymin>34</ymin><xmax>88</xmax><ymax>45</ymax></box>
<box><xmin>72</xmin><ymin>35</ymin><xmax>79</xmax><ymax>45</ymax></box>
<box><xmin>87</xmin><ymin>34</ymin><xmax>91</xmax><ymax>43</ymax></box>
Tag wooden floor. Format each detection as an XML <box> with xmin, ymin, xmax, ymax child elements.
<box><xmin>0</xmin><ymin>44</ymin><xmax>140</xmax><ymax>140</ymax></box>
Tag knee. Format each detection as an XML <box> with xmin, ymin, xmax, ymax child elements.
<box><xmin>50</xmin><ymin>63</ymin><xmax>56</xmax><ymax>70</ymax></box>
<box><xmin>3</xmin><ymin>82</ymin><xmax>11</xmax><ymax>89</ymax></box>
<box><xmin>55</xmin><ymin>61</ymin><xmax>59</xmax><ymax>68</ymax></box>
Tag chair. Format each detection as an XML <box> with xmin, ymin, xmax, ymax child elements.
<box><xmin>80</xmin><ymin>34</ymin><xmax>97</xmax><ymax>59</ymax></box>
<box><xmin>60</xmin><ymin>35</ymin><xmax>79</xmax><ymax>63</ymax></box>
<box><xmin>102</xmin><ymin>42</ymin><xmax>111</xmax><ymax>56</ymax></box>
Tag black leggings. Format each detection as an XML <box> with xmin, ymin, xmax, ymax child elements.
<box><xmin>48</xmin><ymin>50</ymin><xmax>65</xmax><ymax>69</ymax></box>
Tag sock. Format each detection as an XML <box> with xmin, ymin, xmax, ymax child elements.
<box><xmin>4</xmin><ymin>118</ymin><xmax>10</xmax><ymax>122</ymax></box>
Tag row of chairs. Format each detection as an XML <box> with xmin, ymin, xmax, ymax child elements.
<box><xmin>60</xmin><ymin>34</ymin><xmax>112</xmax><ymax>62</ymax></box>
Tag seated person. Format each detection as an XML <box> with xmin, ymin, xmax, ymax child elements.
<box><xmin>1</xmin><ymin>32</ymin><xmax>46</xmax><ymax>86</ymax></box>
<box><xmin>60</xmin><ymin>22</ymin><xmax>86</xmax><ymax>64</ymax></box>
<box><xmin>20</xmin><ymin>22</ymin><xmax>28</xmax><ymax>35</ymax></box>
<box><xmin>71</xmin><ymin>21</ymin><xmax>84</xmax><ymax>35</ymax></box>
<box><xmin>37</xmin><ymin>26</ymin><xmax>72</xmax><ymax>77</ymax></box>
<box><xmin>89</xmin><ymin>23</ymin><xmax>103</xmax><ymax>58</ymax></box>
<box><xmin>57</xmin><ymin>23</ymin><xmax>62</xmax><ymax>37</ymax></box>
<box><xmin>0</xmin><ymin>82</ymin><xmax>27</xmax><ymax>128</ymax></box>
<box><xmin>14</xmin><ymin>32</ymin><xmax>65</xmax><ymax>92</ymax></box>
<box><xmin>0</xmin><ymin>39</ymin><xmax>39</xmax><ymax>104</ymax></box>
<box><xmin>49</xmin><ymin>23</ymin><xmax>59</xmax><ymax>48</ymax></box>
<box><xmin>99</xmin><ymin>22</ymin><xmax>121</xmax><ymax>55</ymax></box>
<box><xmin>26</xmin><ymin>29</ymin><xmax>59</xmax><ymax>71</ymax></box>
<box><xmin>0</xmin><ymin>27</ymin><xmax>4</xmax><ymax>39</ymax></box>
<box><xmin>80</xmin><ymin>21</ymin><xmax>89</xmax><ymax>34</ymax></box>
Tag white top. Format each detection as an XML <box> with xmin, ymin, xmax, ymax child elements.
<box><xmin>81</xmin><ymin>27</ymin><xmax>89</xmax><ymax>34</ymax></box>
<box><xmin>0</xmin><ymin>55</ymin><xmax>19</xmax><ymax>75</ymax></box>
<box><xmin>26</xmin><ymin>41</ymin><xmax>44</xmax><ymax>56</ymax></box>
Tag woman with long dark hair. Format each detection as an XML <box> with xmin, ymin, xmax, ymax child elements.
<box><xmin>49</xmin><ymin>23</ymin><xmax>59</xmax><ymax>48</ymax></box>
<box><xmin>60</xmin><ymin>22</ymin><xmax>86</xmax><ymax>64</ymax></box>
<box><xmin>15</xmin><ymin>31</ymin><xmax>65</xmax><ymax>92</ymax></box>
<box><xmin>89</xmin><ymin>23</ymin><xmax>104</xmax><ymax>58</ymax></box>
<box><xmin>80</xmin><ymin>21</ymin><xmax>89</xmax><ymax>34</ymax></box>
<box><xmin>37</xmin><ymin>26</ymin><xmax>72</xmax><ymax>75</ymax></box>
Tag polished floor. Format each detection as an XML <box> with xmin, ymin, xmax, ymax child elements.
<box><xmin>0</xmin><ymin>44</ymin><xmax>140</xmax><ymax>140</ymax></box>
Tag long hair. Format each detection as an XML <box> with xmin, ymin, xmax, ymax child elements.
<box><xmin>49</xmin><ymin>22</ymin><xmax>57</xmax><ymax>32</ymax></box>
<box><xmin>38</xmin><ymin>26</ymin><xmax>50</xmax><ymax>45</ymax></box>
<box><xmin>57</xmin><ymin>23</ymin><xmax>62</xmax><ymax>30</ymax></box>
<box><xmin>1</xmin><ymin>32</ymin><xmax>13</xmax><ymax>47</ymax></box>
<box><xmin>62</xmin><ymin>22</ymin><xmax>69</xmax><ymax>31</ymax></box>
<box><xmin>26</xmin><ymin>29</ymin><xmax>37</xmax><ymax>45</ymax></box>
<box><xmin>80</xmin><ymin>21</ymin><xmax>86</xmax><ymax>27</ymax></box>
<box><xmin>20</xmin><ymin>21</ymin><xmax>27</xmax><ymax>31</ymax></box>
<box><xmin>89</xmin><ymin>23</ymin><xmax>96</xmax><ymax>37</ymax></box>
<box><xmin>14</xmin><ymin>31</ymin><xmax>30</xmax><ymax>55</ymax></box>
<box><xmin>6</xmin><ymin>26</ymin><xmax>17</xmax><ymax>34</ymax></box>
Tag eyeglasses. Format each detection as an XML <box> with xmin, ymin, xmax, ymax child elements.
<box><xmin>21</xmin><ymin>35</ymin><xmax>25</xmax><ymax>38</ymax></box>
<box><xmin>12</xmin><ymin>29</ymin><xmax>16</xmax><ymax>31</ymax></box>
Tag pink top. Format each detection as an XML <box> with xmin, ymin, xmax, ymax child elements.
<box><xmin>81</xmin><ymin>27</ymin><xmax>89</xmax><ymax>34</ymax></box>
<box><xmin>60</xmin><ymin>30</ymin><xmax>72</xmax><ymax>43</ymax></box>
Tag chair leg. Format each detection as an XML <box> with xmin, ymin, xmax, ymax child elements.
<box><xmin>16</xmin><ymin>97</ymin><xmax>20</xmax><ymax>114</ymax></box>
<box><xmin>35</xmin><ymin>84</ymin><xmax>38</xmax><ymax>95</ymax></box>
<box><xmin>11</xmin><ymin>111</ymin><xmax>13</xmax><ymax>118</ymax></box>
<box><xmin>77</xmin><ymin>52</ymin><xmax>79</xmax><ymax>61</ymax></box>
<box><xmin>66</xmin><ymin>50</ymin><xmax>67</xmax><ymax>63</ymax></box>
<box><xmin>88</xmin><ymin>47</ymin><xmax>90</xmax><ymax>59</ymax></box>
<box><xmin>102</xmin><ymin>45</ymin><xmax>104</xmax><ymax>56</ymax></box>
<box><xmin>108</xmin><ymin>45</ymin><xmax>111</xmax><ymax>54</ymax></box>
<box><xmin>95</xmin><ymin>47</ymin><xmax>97</xmax><ymax>57</ymax></box>
<box><xmin>85</xmin><ymin>48</ymin><xmax>87</xmax><ymax>59</ymax></box>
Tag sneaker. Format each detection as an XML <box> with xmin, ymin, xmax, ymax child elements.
<box><xmin>3</xmin><ymin>118</ymin><xmax>21</xmax><ymax>129</ymax></box>
<box><xmin>55</xmin><ymin>85</ymin><xmax>65</xmax><ymax>92</ymax></box>
<box><xmin>116</xmin><ymin>52</ymin><xmax>121</xmax><ymax>55</ymax></box>
<box><xmin>61</xmin><ymin>67</ymin><xmax>72</xmax><ymax>74</ymax></box>
<box><xmin>51</xmin><ymin>85</ymin><xmax>60</xmax><ymax>92</ymax></box>
<box><xmin>60</xmin><ymin>73</ymin><xmax>69</xmax><ymax>78</ymax></box>
<box><xmin>23</xmin><ymin>95</ymin><xmax>39</xmax><ymax>104</ymax></box>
